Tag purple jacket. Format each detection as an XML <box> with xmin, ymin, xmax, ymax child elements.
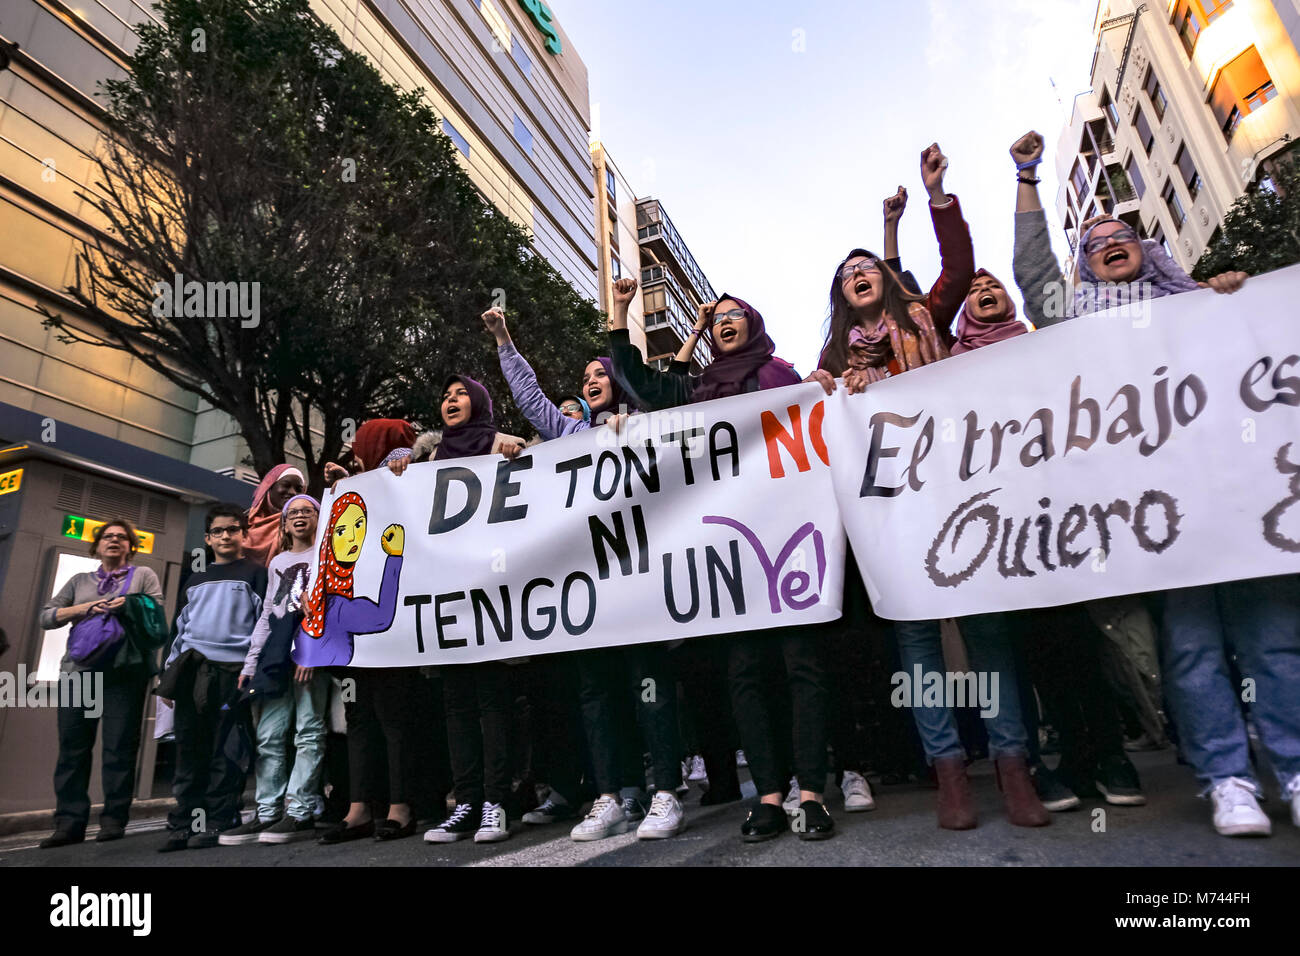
<box><xmin>498</xmin><ymin>343</ymin><xmax>590</xmax><ymax>441</ymax></box>
<box><xmin>292</xmin><ymin>554</ymin><xmax>404</xmax><ymax>667</ymax></box>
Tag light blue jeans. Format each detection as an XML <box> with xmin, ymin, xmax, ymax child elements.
<box><xmin>254</xmin><ymin>671</ymin><xmax>330</xmax><ymax>821</ymax></box>
<box><xmin>1159</xmin><ymin>576</ymin><xmax>1300</xmax><ymax>796</ymax></box>
<box><xmin>893</xmin><ymin>614</ymin><xmax>1028</xmax><ymax>762</ymax></box>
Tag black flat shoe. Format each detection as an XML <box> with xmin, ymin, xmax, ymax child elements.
<box><xmin>740</xmin><ymin>803</ymin><xmax>786</xmax><ymax>843</ymax></box>
<box><xmin>39</xmin><ymin>829</ymin><xmax>85</xmax><ymax>849</ymax></box>
<box><xmin>158</xmin><ymin>831</ymin><xmax>190</xmax><ymax>853</ymax></box>
<box><xmin>319</xmin><ymin>820</ymin><xmax>375</xmax><ymax>845</ymax></box>
<box><xmin>374</xmin><ymin>818</ymin><xmax>417</xmax><ymax>841</ymax></box>
<box><xmin>795</xmin><ymin>800</ymin><xmax>834</xmax><ymax>841</ymax></box>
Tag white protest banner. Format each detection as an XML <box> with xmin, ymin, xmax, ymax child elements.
<box><xmin>823</xmin><ymin>264</ymin><xmax>1300</xmax><ymax>620</ymax></box>
<box><xmin>297</xmin><ymin>384</ymin><xmax>845</xmax><ymax>667</ymax></box>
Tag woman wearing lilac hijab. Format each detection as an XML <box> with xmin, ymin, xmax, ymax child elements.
<box><xmin>609</xmin><ymin>281</ymin><xmax>837</xmax><ymax>844</ymax></box>
<box><xmin>1011</xmin><ymin>131</ymin><xmax>1300</xmax><ymax>841</ymax></box>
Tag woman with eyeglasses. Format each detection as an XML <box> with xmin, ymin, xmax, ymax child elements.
<box><xmin>39</xmin><ymin>519</ymin><xmax>165</xmax><ymax>848</ymax></box>
<box><xmin>609</xmin><ymin>280</ymin><xmax>840</xmax><ymax>843</ymax></box>
<box><xmin>810</xmin><ymin>145</ymin><xmax>1048</xmax><ymax>831</ymax></box>
<box><xmin>1011</xmin><ymin>131</ymin><xmax>1300</xmax><ymax>841</ymax></box>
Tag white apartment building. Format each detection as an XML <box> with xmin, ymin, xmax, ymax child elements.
<box><xmin>1056</xmin><ymin>0</ymin><xmax>1300</xmax><ymax>277</ymax></box>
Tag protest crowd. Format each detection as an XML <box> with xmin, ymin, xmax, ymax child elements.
<box><xmin>36</xmin><ymin>131</ymin><xmax>1298</xmax><ymax>856</ymax></box>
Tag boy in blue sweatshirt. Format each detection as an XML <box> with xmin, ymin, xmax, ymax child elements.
<box><xmin>158</xmin><ymin>503</ymin><xmax>267</xmax><ymax>852</ymax></box>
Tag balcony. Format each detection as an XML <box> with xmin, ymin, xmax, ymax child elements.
<box><xmin>641</xmin><ymin>262</ymin><xmax>710</xmax><ymax>368</ymax></box>
<box><xmin>635</xmin><ymin>199</ymin><xmax>717</xmax><ymax>306</ymax></box>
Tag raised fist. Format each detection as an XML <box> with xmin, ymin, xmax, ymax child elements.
<box><xmin>1010</xmin><ymin>131</ymin><xmax>1045</xmax><ymax>168</ymax></box>
<box><xmin>381</xmin><ymin>523</ymin><xmax>405</xmax><ymax>556</ymax></box>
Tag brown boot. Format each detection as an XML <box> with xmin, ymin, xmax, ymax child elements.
<box><xmin>996</xmin><ymin>755</ymin><xmax>1051</xmax><ymax>827</ymax></box>
<box><xmin>933</xmin><ymin>755</ymin><xmax>977</xmax><ymax>830</ymax></box>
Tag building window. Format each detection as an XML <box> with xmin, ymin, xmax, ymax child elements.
<box><xmin>476</xmin><ymin>0</ymin><xmax>512</xmax><ymax>53</ymax></box>
<box><xmin>442</xmin><ymin>117</ymin><xmax>470</xmax><ymax>157</ymax></box>
<box><xmin>1125</xmin><ymin>154</ymin><xmax>1146</xmax><ymax>199</ymax></box>
<box><xmin>510</xmin><ymin>35</ymin><xmax>532</xmax><ymax>77</ymax></box>
<box><xmin>1133</xmin><ymin>107</ymin><xmax>1155</xmax><ymax>155</ymax></box>
<box><xmin>1100</xmin><ymin>87</ymin><xmax>1119</xmax><ymax>130</ymax></box>
<box><xmin>605</xmin><ymin>167</ymin><xmax>616</xmax><ymax>202</ymax></box>
<box><xmin>1174</xmin><ymin>144</ymin><xmax>1201</xmax><ymax>201</ymax></box>
<box><xmin>1070</xmin><ymin>159</ymin><xmax>1088</xmax><ymax>202</ymax></box>
<box><xmin>512</xmin><ymin>113</ymin><xmax>533</xmax><ymax>155</ymax></box>
<box><xmin>611</xmin><ymin>256</ymin><xmax>621</xmax><ymax>280</ymax></box>
<box><xmin>1204</xmin><ymin>1</ymin><xmax>1233</xmax><ymax>23</ymax></box>
<box><xmin>1210</xmin><ymin>46</ymin><xmax>1276</xmax><ymax>142</ymax></box>
<box><xmin>1143</xmin><ymin>67</ymin><xmax>1167</xmax><ymax>121</ymax></box>
<box><xmin>1173</xmin><ymin>1</ymin><xmax>1205</xmax><ymax>57</ymax></box>
<box><xmin>1150</xmin><ymin>221</ymin><xmax>1171</xmax><ymax>258</ymax></box>
<box><xmin>1162</xmin><ymin>180</ymin><xmax>1186</xmax><ymax>230</ymax></box>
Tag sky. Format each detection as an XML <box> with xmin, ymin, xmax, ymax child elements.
<box><xmin>557</xmin><ymin>0</ymin><xmax>1101</xmax><ymax>372</ymax></box>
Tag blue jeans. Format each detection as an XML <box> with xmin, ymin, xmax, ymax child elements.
<box><xmin>253</xmin><ymin>671</ymin><xmax>330</xmax><ymax>821</ymax></box>
<box><xmin>1159</xmin><ymin>576</ymin><xmax>1300</xmax><ymax>794</ymax></box>
<box><xmin>893</xmin><ymin>615</ymin><xmax>1028</xmax><ymax>762</ymax></box>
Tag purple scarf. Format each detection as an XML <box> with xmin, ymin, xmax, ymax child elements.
<box><xmin>592</xmin><ymin>356</ymin><xmax>639</xmax><ymax>414</ymax></box>
<box><xmin>951</xmin><ymin>269</ymin><xmax>1029</xmax><ymax>354</ymax></box>
<box><xmin>95</xmin><ymin>565</ymin><xmax>131</xmax><ymax>596</ymax></box>
<box><xmin>691</xmin><ymin>293</ymin><xmax>800</xmax><ymax>404</ymax></box>
<box><xmin>1074</xmin><ymin>221</ymin><xmax>1200</xmax><ymax>316</ymax></box>
<box><xmin>434</xmin><ymin>374</ymin><xmax>498</xmax><ymax>460</ymax></box>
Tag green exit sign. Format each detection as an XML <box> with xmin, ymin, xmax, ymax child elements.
<box><xmin>518</xmin><ymin>0</ymin><xmax>561</xmax><ymax>55</ymax></box>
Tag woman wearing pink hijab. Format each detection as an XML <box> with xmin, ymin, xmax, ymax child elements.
<box><xmin>244</xmin><ymin>465</ymin><xmax>306</xmax><ymax>566</ymax></box>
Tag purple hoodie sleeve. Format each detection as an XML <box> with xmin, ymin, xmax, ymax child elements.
<box><xmin>336</xmin><ymin>554</ymin><xmax>404</xmax><ymax>635</ymax></box>
<box><xmin>498</xmin><ymin>343</ymin><xmax>588</xmax><ymax>441</ymax></box>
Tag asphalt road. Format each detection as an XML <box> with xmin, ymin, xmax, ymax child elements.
<box><xmin>4</xmin><ymin>749</ymin><xmax>1297</xmax><ymax>867</ymax></box>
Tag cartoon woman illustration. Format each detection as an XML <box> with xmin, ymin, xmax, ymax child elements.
<box><xmin>295</xmin><ymin>491</ymin><xmax>404</xmax><ymax>667</ymax></box>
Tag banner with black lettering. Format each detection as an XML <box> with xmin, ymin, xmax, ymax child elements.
<box><xmin>822</xmin><ymin>264</ymin><xmax>1300</xmax><ymax>620</ymax></box>
<box><xmin>300</xmin><ymin>386</ymin><xmax>846</xmax><ymax>666</ymax></box>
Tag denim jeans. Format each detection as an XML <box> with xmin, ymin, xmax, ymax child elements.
<box><xmin>1159</xmin><ymin>576</ymin><xmax>1300</xmax><ymax>794</ymax></box>
<box><xmin>253</xmin><ymin>671</ymin><xmax>330</xmax><ymax>821</ymax></box>
<box><xmin>893</xmin><ymin>614</ymin><xmax>1028</xmax><ymax>762</ymax></box>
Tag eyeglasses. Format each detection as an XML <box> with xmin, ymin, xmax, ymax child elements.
<box><xmin>1083</xmin><ymin>227</ymin><xmax>1138</xmax><ymax>257</ymax></box>
<box><xmin>99</xmin><ymin>533</ymin><xmax>131</xmax><ymax>543</ymax></box>
<box><xmin>285</xmin><ymin>508</ymin><xmax>317</xmax><ymax>520</ymax></box>
<box><xmin>207</xmin><ymin>526</ymin><xmax>244</xmax><ymax>538</ymax></box>
<box><xmin>713</xmin><ymin>309</ymin><xmax>746</xmax><ymax>326</ymax></box>
<box><xmin>839</xmin><ymin>258</ymin><xmax>882</xmax><ymax>281</ymax></box>
<box><xmin>559</xmin><ymin>403</ymin><xmax>583</xmax><ymax>415</ymax></box>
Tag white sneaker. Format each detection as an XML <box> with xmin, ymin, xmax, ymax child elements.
<box><xmin>841</xmin><ymin>770</ymin><xmax>876</xmax><ymax>812</ymax></box>
<box><xmin>782</xmin><ymin>778</ymin><xmax>800</xmax><ymax>814</ymax></box>
<box><xmin>474</xmin><ymin>801</ymin><xmax>510</xmax><ymax>843</ymax></box>
<box><xmin>736</xmin><ymin>750</ymin><xmax>748</xmax><ymax>768</ymax></box>
<box><xmin>1285</xmin><ymin>775</ymin><xmax>1300</xmax><ymax>828</ymax></box>
<box><xmin>571</xmin><ymin>795</ymin><xmax>628</xmax><ymax>842</ymax></box>
<box><xmin>636</xmin><ymin>791</ymin><xmax>684</xmax><ymax>840</ymax></box>
<box><xmin>1210</xmin><ymin>778</ymin><xmax>1271</xmax><ymax>837</ymax></box>
<box><xmin>687</xmin><ymin>755</ymin><xmax>708</xmax><ymax>782</ymax></box>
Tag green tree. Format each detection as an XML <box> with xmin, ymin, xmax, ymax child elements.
<box><xmin>42</xmin><ymin>0</ymin><xmax>603</xmax><ymax>492</ymax></box>
<box><xmin>1193</xmin><ymin>153</ymin><xmax>1300</xmax><ymax>280</ymax></box>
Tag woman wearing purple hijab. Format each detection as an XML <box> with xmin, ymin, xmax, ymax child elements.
<box><xmin>421</xmin><ymin>373</ymin><xmax>530</xmax><ymax>846</ymax></box>
<box><xmin>608</xmin><ymin>278</ymin><xmax>836</xmax><ymax>844</ymax></box>
<box><xmin>1011</xmin><ymin>131</ymin><xmax>1300</xmax><ymax>841</ymax></box>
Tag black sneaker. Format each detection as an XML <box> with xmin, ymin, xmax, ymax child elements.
<box><xmin>1056</xmin><ymin>763</ymin><xmax>1101</xmax><ymax>798</ymax></box>
<box><xmin>95</xmin><ymin>821</ymin><xmax>126</xmax><ymax>843</ymax></box>
<box><xmin>740</xmin><ymin>803</ymin><xmax>786</xmax><ymax>843</ymax></box>
<box><xmin>1095</xmin><ymin>754</ymin><xmax>1146</xmax><ymax>806</ymax></box>
<box><xmin>793</xmin><ymin>800</ymin><xmax>835</xmax><ymax>841</ymax></box>
<box><xmin>158</xmin><ymin>830</ymin><xmax>190</xmax><ymax>853</ymax></box>
<box><xmin>260</xmin><ymin>816</ymin><xmax>318</xmax><ymax>844</ymax></box>
<box><xmin>1030</xmin><ymin>764</ymin><xmax>1081</xmax><ymax>812</ymax></box>
<box><xmin>521</xmin><ymin>796</ymin><xmax>577</xmax><ymax>825</ymax></box>
<box><xmin>188</xmin><ymin>830</ymin><xmax>220</xmax><ymax>849</ymax></box>
<box><xmin>423</xmin><ymin>803</ymin><xmax>479</xmax><ymax>843</ymax></box>
<box><xmin>218</xmin><ymin>818</ymin><xmax>277</xmax><ymax>845</ymax></box>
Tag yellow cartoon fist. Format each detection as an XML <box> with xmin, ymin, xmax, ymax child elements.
<box><xmin>381</xmin><ymin>524</ymin><xmax>405</xmax><ymax>556</ymax></box>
